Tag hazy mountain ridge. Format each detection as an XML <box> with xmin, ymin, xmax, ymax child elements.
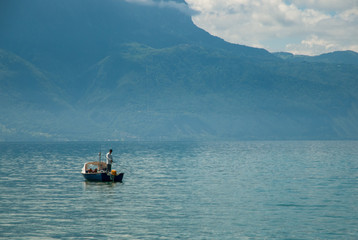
<box><xmin>274</xmin><ymin>50</ymin><xmax>358</xmax><ymax>65</ymax></box>
<box><xmin>1</xmin><ymin>0</ymin><xmax>358</xmax><ymax>141</ymax></box>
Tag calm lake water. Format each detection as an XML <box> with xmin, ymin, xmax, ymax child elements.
<box><xmin>0</xmin><ymin>141</ymin><xmax>358</xmax><ymax>239</ymax></box>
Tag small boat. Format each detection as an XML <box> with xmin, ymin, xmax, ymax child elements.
<box><xmin>81</xmin><ymin>154</ymin><xmax>124</xmax><ymax>182</ymax></box>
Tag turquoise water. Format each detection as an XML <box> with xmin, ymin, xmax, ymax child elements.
<box><xmin>1</xmin><ymin>141</ymin><xmax>358</xmax><ymax>239</ymax></box>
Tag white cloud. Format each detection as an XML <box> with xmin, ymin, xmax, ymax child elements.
<box><xmin>185</xmin><ymin>0</ymin><xmax>358</xmax><ymax>55</ymax></box>
<box><xmin>287</xmin><ymin>35</ymin><xmax>339</xmax><ymax>55</ymax></box>
<box><xmin>125</xmin><ymin>0</ymin><xmax>197</xmax><ymax>15</ymax></box>
<box><xmin>292</xmin><ymin>0</ymin><xmax>357</xmax><ymax>12</ymax></box>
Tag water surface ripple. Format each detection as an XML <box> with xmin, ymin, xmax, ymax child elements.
<box><xmin>1</xmin><ymin>141</ymin><xmax>357</xmax><ymax>239</ymax></box>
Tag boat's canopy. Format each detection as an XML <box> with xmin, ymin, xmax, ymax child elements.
<box><xmin>82</xmin><ymin>161</ymin><xmax>107</xmax><ymax>173</ymax></box>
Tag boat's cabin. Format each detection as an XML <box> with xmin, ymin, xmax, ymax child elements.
<box><xmin>82</xmin><ymin>161</ymin><xmax>107</xmax><ymax>174</ymax></box>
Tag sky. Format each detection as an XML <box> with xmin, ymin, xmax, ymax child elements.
<box><xmin>184</xmin><ymin>0</ymin><xmax>358</xmax><ymax>55</ymax></box>
<box><xmin>129</xmin><ymin>0</ymin><xmax>358</xmax><ymax>56</ymax></box>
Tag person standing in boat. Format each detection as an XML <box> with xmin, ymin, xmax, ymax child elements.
<box><xmin>106</xmin><ymin>149</ymin><xmax>114</xmax><ymax>172</ymax></box>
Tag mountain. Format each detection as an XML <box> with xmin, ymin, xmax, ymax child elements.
<box><xmin>1</xmin><ymin>0</ymin><xmax>271</xmax><ymax>71</ymax></box>
<box><xmin>274</xmin><ymin>51</ymin><xmax>358</xmax><ymax>65</ymax></box>
<box><xmin>1</xmin><ymin>0</ymin><xmax>358</xmax><ymax>141</ymax></box>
